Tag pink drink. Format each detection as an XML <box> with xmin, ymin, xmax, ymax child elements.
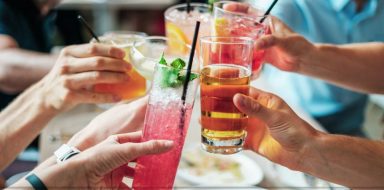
<box><xmin>213</xmin><ymin>1</ymin><xmax>271</xmax><ymax>76</ymax></box>
<box><xmin>229</xmin><ymin>18</ymin><xmax>270</xmax><ymax>73</ymax></box>
<box><xmin>133</xmin><ymin>103</ymin><xmax>192</xmax><ymax>189</ymax></box>
<box><xmin>132</xmin><ymin>63</ymin><xmax>199</xmax><ymax>189</ymax></box>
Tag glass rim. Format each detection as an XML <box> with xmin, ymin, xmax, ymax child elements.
<box><xmin>200</xmin><ymin>36</ymin><xmax>254</xmax><ymax>45</ymax></box>
<box><xmin>104</xmin><ymin>31</ymin><xmax>148</xmax><ymax>37</ymax></box>
<box><xmin>164</xmin><ymin>2</ymin><xmax>210</xmax><ymax>20</ymax></box>
<box><xmin>132</xmin><ymin>36</ymin><xmax>194</xmax><ymax>67</ymax></box>
<box><xmin>214</xmin><ymin>1</ymin><xmax>270</xmax><ymax>19</ymax></box>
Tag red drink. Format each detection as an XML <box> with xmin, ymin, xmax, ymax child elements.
<box><xmin>132</xmin><ymin>62</ymin><xmax>199</xmax><ymax>189</ymax></box>
<box><xmin>133</xmin><ymin>102</ymin><xmax>193</xmax><ymax>189</ymax></box>
<box><xmin>213</xmin><ymin>1</ymin><xmax>271</xmax><ymax>77</ymax></box>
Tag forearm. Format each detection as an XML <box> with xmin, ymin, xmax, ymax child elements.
<box><xmin>299</xmin><ymin>42</ymin><xmax>384</xmax><ymax>94</ymax></box>
<box><xmin>0</xmin><ymin>48</ymin><xmax>57</xmax><ymax>93</ymax></box>
<box><xmin>300</xmin><ymin>133</ymin><xmax>384</xmax><ymax>188</ymax></box>
<box><xmin>9</xmin><ymin>158</ymin><xmax>79</xmax><ymax>189</ymax></box>
<box><xmin>0</xmin><ymin>81</ymin><xmax>59</xmax><ymax>171</ymax></box>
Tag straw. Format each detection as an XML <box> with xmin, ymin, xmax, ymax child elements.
<box><xmin>77</xmin><ymin>15</ymin><xmax>100</xmax><ymax>42</ymax></box>
<box><xmin>181</xmin><ymin>21</ymin><xmax>200</xmax><ymax>103</ymax></box>
<box><xmin>178</xmin><ymin>21</ymin><xmax>200</xmax><ymax>130</ymax></box>
<box><xmin>259</xmin><ymin>0</ymin><xmax>278</xmax><ymax>23</ymax></box>
<box><xmin>187</xmin><ymin>0</ymin><xmax>191</xmax><ymax>13</ymax></box>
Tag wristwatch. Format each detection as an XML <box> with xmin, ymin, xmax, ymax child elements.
<box><xmin>54</xmin><ymin>144</ymin><xmax>81</xmax><ymax>163</ymax></box>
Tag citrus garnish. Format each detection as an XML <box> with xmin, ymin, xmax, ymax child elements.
<box><xmin>166</xmin><ymin>22</ymin><xmax>190</xmax><ymax>54</ymax></box>
<box><xmin>213</xmin><ymin>18</ymin><xmax>231</xmax><ymax>37</ymax></box>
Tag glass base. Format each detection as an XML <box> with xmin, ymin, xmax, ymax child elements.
<box><xmin>201</xmin><ymin>135</ymin><xmax>245</xmax><ymax>154</ymax></box>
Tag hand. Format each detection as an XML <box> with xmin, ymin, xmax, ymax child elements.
<box><xmin>67</xmin><ymin>96</ymin><xmax>148</xmax><ymax>151</ymax></box>
<box><xmin>38</xmin><ymin>44</ymin><xmax>132</xmax><ymax>112</ymax></box>
<box><xmin>33</xmin><ymin>132</ymin><xmax>173</xmax><ymax>189</ymax></box>
<box><xmin>254</xmin><ymin>17</ymin><xmax>316</xmax><ymax>72</ymax></box>
<box><xmin>233</xmin><ymin>87</ymin><xmax>321</xmax><ymax>170</ymax></box>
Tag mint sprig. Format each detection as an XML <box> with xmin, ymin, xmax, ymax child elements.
<box><xmin>208</xmin><ymin>0</ymin><xmax>219</xmax><ymax>12</ymax></box>
<box><xmin>158</xmin><ymin>54</ymin><xmax>198</xmax><ymax>88</ymax></box>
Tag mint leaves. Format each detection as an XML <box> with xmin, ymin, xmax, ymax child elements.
<box><xmin>208</xmin><ymin>0</ymin><xmax>219</xmax><ymax>12</ymax></box>
<box><xmin>158</xmin><ymin>54</ymin><xmax>198</xmax><ymax>88</ymax></box>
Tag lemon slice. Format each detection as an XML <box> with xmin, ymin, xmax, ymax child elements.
<box><xmin>213</xmin><ymin>18</ymin><xmax>231</xmax><ymax>37</ymax></box>
<box><xmin>166</xmin><ymin>22</ymin><xmax>190</xmax><ymax>54</ymax></box>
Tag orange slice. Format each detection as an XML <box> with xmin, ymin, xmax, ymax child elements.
<box><xmin>166</xmin><ymin>22</ymin><xmax>190</xmax><ymax>54</ymax></box>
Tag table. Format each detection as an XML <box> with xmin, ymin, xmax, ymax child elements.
<box><xmin>57</xmin><ymin>0</ymin><xmax>177</xmax><ymax>34</ymax></box>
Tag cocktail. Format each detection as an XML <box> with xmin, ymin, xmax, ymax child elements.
<box><xmin>129</xmin><ymin>36</ymin><xmax>192</xmax><ymax>81</ymax></box>
<box><xmin>213</xmin><ymin>1</ymin><xmax>270</xmax><ymax>78</ymax></box>
<box><xmin>132</xmin><ymin>39</ymin><xmax>199</xmax><ymax>189</ymax></box>
<box><xmin>200</xmin><ymin>36</ymin><xmax>253</xmax><ymax>154</ymax></box>
<box><xmin>164</xmin><ymin>3</ymin><xmax>211</xmax><ymax>53</ymax></box>
<box><xmin>92</xmin><ymin>32</ymin><xmax>148</xmax><ymax>101</ymax></box>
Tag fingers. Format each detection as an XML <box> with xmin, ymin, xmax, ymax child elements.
<box><xmin>270</xmin><ymin>16</ymin><xmax>294</xmax><ymax>35</ymax></box>
<box><xmin>115</xmin><ymin>131</ymin><xmax>143</xmax><ymax>144</ymax></box>
<box><xmin>233</xmin><ymin>91</ymin><xmax>288</xmax><ymax>127</ymax></box>
<box><xmin>63</xmin><ymin>56</ymin><xmax>131</xmax><ymax>74</ymax></box>
<box><xmin>61</xmin><ymin>43</ymin><xmax>125</xmax><ymax>59</ymax></box>
<box><xmin>64</xmin><ymin>71</ymin><xmax>130</xmax><ymax>90</ymax></box>
<box><xmin>223</xmin><ymin>2</ymin><xmax>249</xmax><ymax>13</ymax></box>
<box><xmin>70</xmin><ymin>90</ymin><xmax>121</xmax><ymax>104</ymax></box>
<box><xmin>254</xmin><ymin>35</ymin><xmax>279</xmax><ymax>50</ymax></box>
<box><xmin>127</xmin><ymin>140</ymin><xmax>174</xmax><ymax>159</ymax></box>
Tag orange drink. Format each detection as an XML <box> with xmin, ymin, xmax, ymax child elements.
<box><xmin>200</xmin><ymin>36</ymin><xmax>253</xmax><ymax>154</ymax></box>
<box><xmin>92</xmin><ymin>32</ymin><xmax>148</xmax><ymax>101</ymax></box>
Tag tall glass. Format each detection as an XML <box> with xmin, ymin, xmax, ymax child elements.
<box><xmin>132</xmin><ymin>42</ymin><xmax>199</xmax><ymax>189</ymax></box>
<box><xmin>164</xmin><ymin>3</ymin><xmax>211</xmax><ymax>54</ymax></box>
<box><xmin>200</xmin><ymin>36</ymin><xmax>253</xmax><ymax>154</ymax></box>
<box><xmin>92</xmin><ymin>31</ymin><xmax>149</xmax><ymax>102</ymax></box>
<box><xmin>213</xmin><ymin>1</ymin><xmax>271</xmax><ymax>78</ymax></box>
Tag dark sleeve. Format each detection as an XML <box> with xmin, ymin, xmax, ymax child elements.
<box><xmin>0</xmin><ymin>2</ymin><xmax>15</xmax><ymax>35</ymax></box>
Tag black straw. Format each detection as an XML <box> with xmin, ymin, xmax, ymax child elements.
<box><xmin>259</xmin><ymin>0</ymin><xmax>278</xmax><ymax>23</ymax></box>
<box><xmin>177</xmin><ymin>21</ymin><xmax>200</xmax><ymax>130</ymax></box>
<box><xmin>181</xmin><ymin>21</ymin><xmax>200</xmax><ymax>103</ymax></box>
<box><xmin>77</xmin><ymin>15</ymin><xmax>100</xmax><ymax>42</ymax></box>
<box><xmin>187</xmin><ymin>0</ymin><xmax>191</xmax><ymax>13</ymax></box>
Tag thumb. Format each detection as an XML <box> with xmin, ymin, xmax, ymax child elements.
<box><xmin>233</xmin><ymin>93</ymin><xmax>286</xmax><ymax>128</ymax></box>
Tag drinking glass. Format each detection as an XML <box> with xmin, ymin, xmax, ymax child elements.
<box><xmin>213</xmin><ymin>1</ymin><xmax>271</xmax><ymax>77</ymax></box>
<box><xmin>164</xmin><ymin>3</ymin><xmax>211</xmax><ymax>53</ymax></box>
<box><xmin>200</xmin><ymin>36</ymin><xmax>254</xmax><ymax>154</ymax></box>
<box><xmin>132</xmin><ymin>51</ymin><xmax>199</xmax><ymax>189</ymax></box>
<box><xmin>92</xmin><ymin>31</ymin><xmax>149</xmax><ymax>102</ymax></box>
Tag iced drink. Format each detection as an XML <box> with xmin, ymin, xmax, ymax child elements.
<box><xmin>165</xmin><ymin>3</ymin><xmax>211</xmax><ymax>54</ymax></box>
<box><xmin>200</xmin><ymin>36</ymin><xmax>253</xmax><ymax>154</ymax></box>
<box><xmin>132</xmin><ymin>51</ymin><xmax>199</xmax><ymax>189</ymax></box>
<box><xmin>213</xmin><ymin>1</ymin><xmax>271</xmax><ymax>77</ymax></box>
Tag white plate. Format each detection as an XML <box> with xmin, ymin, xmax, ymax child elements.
<box><xmin>177</xmin><ymin>148</ymin><xmax>263</xmax><ymax>187</ymax></box>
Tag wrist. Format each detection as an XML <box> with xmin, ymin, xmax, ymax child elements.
<box><xmin>295</xmin><ymin>130</ymin><xmax>327</xmax><ymax>173</ymax></box>
<box><xmin>37</xmin><ymin>158</ymin><xmax>81</xmax><ymax>188</ymax></box>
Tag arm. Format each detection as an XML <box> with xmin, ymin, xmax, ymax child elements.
<box><xmin>256</xmin><ymin>18</ymin><xmax>384</xmax><ymax>94</ymax></box>
<box><xmin>0</xmin><ymin>35</ymin><xmax>57</xmax><ymax>94</ymax></box>
<box><xmin>0</xmin><ymin>44</ymin><xmax>131</xmax><ymax>171</ymax></box>
<box><xmin>301</xmin><ymin>43</ymin><xmax>384</xmax><ymax>94</ymax></box>
<box><xmin>9</xmin><ymin>133</ymin><xmax>173</xmax><ymax>189</ymax></box>
<box><xmin>233</xmin><ymin>87</ymin><xmax>384</xmax><ymax>187</ymax></box>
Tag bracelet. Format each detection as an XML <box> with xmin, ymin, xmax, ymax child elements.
<box><xmin>54</xmin><ymin>144</ymin><xmax>81</xmax><ymax>163</ymax></box>
<box><xmin>25</xmin><ymin>173</ymin><xmax>48</xmax><ymax>190</ymax></box>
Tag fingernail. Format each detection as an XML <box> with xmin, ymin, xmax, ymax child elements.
<box><xmin>125</xmin><ymin>63</ymin><xmax>132</xmax><ymax>71</ymax></box>
<box><xmin>163</xmin><ymin>140</ymin><xmax>174</xmax><ymax>147</ymax></box>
